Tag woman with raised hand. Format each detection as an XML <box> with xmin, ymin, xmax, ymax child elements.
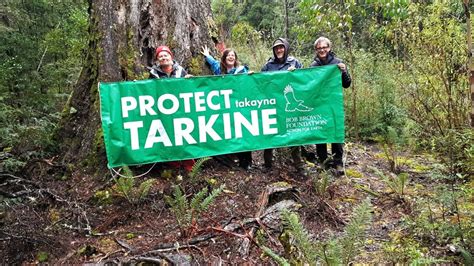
<box><xmin>201</xmin><ymin>45</ymin><xmax>253</xmax><ymax>170</ymax></box>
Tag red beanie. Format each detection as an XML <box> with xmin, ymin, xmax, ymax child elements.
<box><xmin>155</xmin><ymin>46</ymin><xmax>173</xmax><ymax>59</ymax></box>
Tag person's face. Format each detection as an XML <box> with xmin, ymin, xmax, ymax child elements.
<box><xmin>158</xmin><ymin>51</ymin><xmax>173</xmax><ymax>66</ymax></box>
<box><xmin>225</xmin><ymin>51</ymin><xmax>236</xmax><ymax>67</ymax></box>
<box><xmin>274</xmin><ymin>44</ymin><xmax>285</xmax><ymax>59</ymax></box>
<box><xmin>315</xmin><ymin>41</ymin><xmax>330</xmax><ymax>60</ymax></box>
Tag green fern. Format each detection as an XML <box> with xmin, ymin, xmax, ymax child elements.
<box><xmin>275</xmin><ymin>200</ymin><xmax>373</xmax><ymax>265</ymax></box>
<box><xmin>313</xmin><ymin>170</ymin><xmax>331</xmax><ymax>197</ymax></box>
<box><xmin>166</xmin><ymin>184</ymin><xmax>224</xmax><ymax>229</ymax></box>
<box><xmin>261</xmin><ymin>245</ymin><xmax>291</xmax><ymax>266</ymax></box>
<box><xmin>190</xmin><ymin>187</ymin><xmax>209</xmax><ymax>213</ymax></box>
<box><xmin>371</xmin><ymin>166</ymin><xmax>410</xmax><ymax>197</ymax></box>
<box><xmin>138</xmin><ymin>178</ymin><xmax>155</xmax><ymax>201</ymax></box>
<box><xmin>459</xmin><ymin>247</ymin><xmax>474</xmax><ymax>266</ymax></box>
<box><xmin>165</xmin><ymin>185</ymin><xmax>189</xmax><ymax>228</ymax></box>
<box><xmin>336</xmin><ymin>199</ymin><xmax>373</xmax><ymax>265</ymax></box>
<box><xmin>115</xmin><ymin>176</ymin><xmax>134</xmax><ymax>202</ymax></box>
<box><xmin>281</xmin><ymin>210</ymin><xmax>317</xmax><ymax>264</ymax></box>
<box><xmin>113</xmin><ymin>166</ymin><xmax>155</xmax><ymax>204</ymax></box>
<box><xmin>188</xmin><ymin>157</ymin><xmax>211</xmax><ymax>179</ymax></box>
<box><xmin>199</xmin><ymin>184</ymin><xmax>224</xmax><ymax>211</ymax></box>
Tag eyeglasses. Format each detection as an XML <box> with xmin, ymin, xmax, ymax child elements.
<box><xmin>315</xmin><ymin>46</ymin><xmax>329</xmax><ymax>51</ymax></box>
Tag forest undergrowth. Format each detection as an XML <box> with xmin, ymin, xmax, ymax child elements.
<box><xmin>1</xmin><ymin>141</ymin><xmax>473</xmax><ymax>264</ymax></box>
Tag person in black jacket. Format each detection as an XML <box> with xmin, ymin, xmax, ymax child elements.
<box><xmin>149</xmin><ymin>46</ymin><xmax>189</xmax><ymax>79</ymax></box>
<box><xmin>310</xmin><ymin>37</ymin><xmax>351</xmax><ymax>175</ymax></box>
<box><xmin>149</xmin><ymin>45</ymin><xmax>194</xmax><ymax>172</ymax></box>
<box><xmin>261</xmin><ymin>38</ymin><xmax>305</xmax><ymax>175</ymax></box>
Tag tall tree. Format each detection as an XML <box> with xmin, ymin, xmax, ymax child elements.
<box><xmin>464</xmin><ymin>0</ymin><xmax>473</xmax><ymax>127</ymax></box>
<box><xmin>54</xmin><ymin>0</ymin><xmax>217</xmax><ymax>172</ymax></box>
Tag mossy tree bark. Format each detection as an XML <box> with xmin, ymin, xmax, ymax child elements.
<box><xmin>55</xmin><ymin>0</ymin><xmax>217</xmax><ymax>173</ymax></box>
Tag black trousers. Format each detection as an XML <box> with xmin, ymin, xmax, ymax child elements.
<box><xmin>316</xmin><ymin>143</ymin><xmax>343</xmax><ymax>166</ymax></box>
<box><xmin>236</xmin><ymin>151</ymin><xmax>252</xmax><ymax>168</ymax></box>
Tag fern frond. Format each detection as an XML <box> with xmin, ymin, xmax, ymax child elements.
<box><xmin>189</xmin><ymin>157</ymin><xmax>211</xmax><ymax>179</ymax></box>
<box><xmin>165</xmin><ymin>185</ymin><xmax>191</xmax><ymax>227</ymax></box>
<box><xmin>115</xmin><ymin>177</ymin><xmax>134</xmax><ymax>201</ymax></box>
<box><xmin>122</xmin><ymin>166</ymin><xmax>134</xmax><ymax>177</ymax></box>
<box><xmin>261</xmin><ymin>245</ymin><xmax>291</xmax><ymax>266</ymax></box>
<box><xmin>338</xmin><ymin>199</ymin><xmax>373</xmax><ymax>264</ymax></box>
<box><xmin>138</xmin><ymin>179</ymin><xmax>155</xmax><ymax>200</ymax></box>
<box><xmin>174</xmin><ymin>185</ymin><xmax>188</xmax><ymax>211</ymax></box>
<box><xmin>281</xmin><ymin>210</ymin><xmax>317</xmax><ymax>263</ymax></box>
<box><xmin>199</xmin><ymin>184</ymin><xmax>224</xmax><ymax>212</ymax></box>
<box><xmin>313</xmin><ymin>171</ymin><xmax>330</xmax><ymax>197</ymax></box>
<box><xmin>190</xmin><ymin>186</ymin><xmax>208</xmax><ymax>211</ymax></box>
<box><xmin>459</xmin><ymin>247</ymin><xmax>474</xmax><ymax>266</ymax></box>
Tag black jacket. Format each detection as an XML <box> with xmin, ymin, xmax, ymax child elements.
<box><xmin>261</xmin><ymin>38</ymin><xmax>303</xmax><ymax>72</ymax></box>
<box><xmin>149</xmin><ymin>61</ymin><xmax>187</xmax><ymax>79</ymax></box>
<box><xmin>310</xmin><ymin>52</ymin><xmax>351</xmax><ymax>88</ymax></box>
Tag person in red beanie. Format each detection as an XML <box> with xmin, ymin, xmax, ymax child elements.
<box><xmin>149</xmin><ymin>45</ymin><xmax>194</xmax><ymax>172</ymax></box>
<box><xmin>149</xmin><ymin>45</ymin><xmax>189</xmax><ymax>79</ymax></box>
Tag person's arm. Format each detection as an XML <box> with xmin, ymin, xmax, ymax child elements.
<box><xmin>337</xmin><ymin>62</ymin><xmax>351</xmax><ymax>88</ymax></box>
<box><xmin>201</xmin><ymin>46</ymin><xmax>221</xmax><ymax>75</ymax></box>
<box><xmin>205</xmin><ymin>55</ymin><xmax>221</xmax><ymax>75</ymax></box>
<box><xmin>341</xmin><ymin>69</ymin><xmax>351</xmax><ymax>88</ymax></box>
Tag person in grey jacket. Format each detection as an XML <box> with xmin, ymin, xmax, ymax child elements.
<box><xmin>261</xmin><ymin>38</ymin><xmax>305</xmax><ymax>175</ymax></box>
<box><xmin>261</xmin><ymin>38</ymin><xmax>303</xmax><ymax>72</ymax></box>
<box><xmin>310</xmin><ymin>36</ymin><xmax>351</xmax><ymax>176</ymax></box>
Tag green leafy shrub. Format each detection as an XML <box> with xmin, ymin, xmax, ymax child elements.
<box><xmin>188</xmin><ymin>157</ymin><xmax>211</xmax><ymax>180</ymax></box>
<box><xmin>382</xmin><ymin>231</ymin><xmax>440</xmax><ymax>264</ymax></box>
<box><xmin>313</xmin><ymin>170</ymin><xmax>331</xmax><ymax>198</ymax></box>
<box><xmin>112</xmin><ymin>166</ymin><xmax>155</xmax><ymax>204</ymax></box>
<box><xmin>165</xmin><ymin>184</ymin><xmax>224</xmax><ymax>232</ymax></box>
<box><xmin>431</xmin><ymin>128</ymin><xmax>474</xmax><ymax>177</ymax></box>
<box><xmin>273</xmin><ymin>200</ymin><xmax>373</xmax><ymax>265</ymax></box>
<box><xmin>371</xmin><ymin>167</ymin><xmax>410</xmax><ymax>198</ymax></box>
<box><xmin>93</xmin><ymin>190</ymin><xmax>113</xmax><ymax>205</ymax></box>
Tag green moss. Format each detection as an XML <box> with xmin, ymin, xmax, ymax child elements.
<box><xmin>396</xmin><ymin>156</ymin><xmax>414</xmax><ymax>167</ymax></box>
<box><xmin>346</xmin><ymin>168</ymin><xmax>364</xmax><ymax>179</ymax></box>
<box><xmin>93</xmin><ymin>189</ymin><xmax>112</xmax><ymax>205</ymax></box>
<box><xmin>206</xmin><ymin>17</ymin><xmax>219</xmax><ymax>41</ymax></box>
<box><xmin>94</xmin><ymin>127</ymin><xmax>104</xmax><ymax>151</ymax></box>
<box><xmin>80</xmin><ymin>127</ymin><xmax>105</xmax><ymax>171</ymax></box>
<box><xmin>412</xmin><ymin>163</ymin><xmax>431</xmax><ymax>173</ymax></box>
<box><xmin>36</xmin><ymin>251</ymin><xmax>49</xmax><ymax>262</ymax></box>
<box><xmin>206</xmin><ymin>178</ymin><xmax>218</xmax><ymax>186</ymax></box>
<box><xmin>272</xmin><ymin>181</ymin><xmax>292</xmax><ymax>188</ymax></box>
<box><xmin>188</xmin><ymin>57</ymin><xmax>203</xmax><ymax>75</ymax></box>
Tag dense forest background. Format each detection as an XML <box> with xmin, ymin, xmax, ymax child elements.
<box><xmin>0</xmin><ymin>0</ymin><xmax>473</xmax><ymax>264</ymax></box>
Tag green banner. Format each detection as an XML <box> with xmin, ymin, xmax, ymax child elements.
<box><xmin>99</xmin><ymin>65</ymin><xmax>344</xmax><ymax>168</ymax></box>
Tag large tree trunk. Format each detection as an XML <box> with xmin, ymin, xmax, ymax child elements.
<box><xmin>55</xmin><ymin>0</ymin><xmax>217</xmax><ymax>172</ymax></box>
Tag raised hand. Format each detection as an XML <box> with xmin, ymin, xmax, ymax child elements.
<box><xmin>337</xmin><ymin>63</ymin><xmax>346</xmax><ymax>72</ymax></box>
<box><xmin>201</xmin><ymin>45</ymin><xmax>211</xmax><ymax>57</ymax></box>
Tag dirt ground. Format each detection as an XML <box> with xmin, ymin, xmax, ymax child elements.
<box><xmin>0</xmin><ymin>143</ymin><xmax>459</xmax><ymax>264</ymax></box>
